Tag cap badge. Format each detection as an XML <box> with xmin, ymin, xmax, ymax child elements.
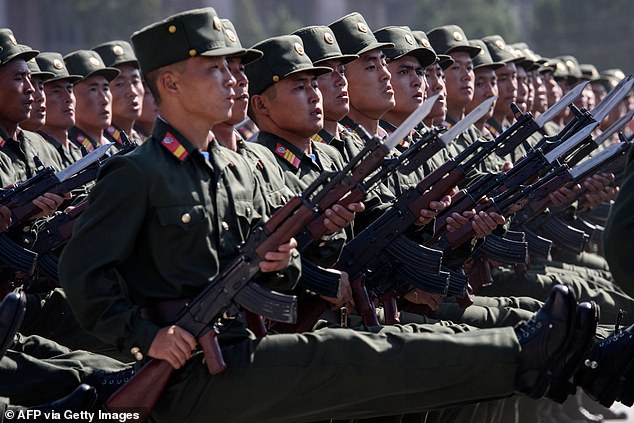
<box><xmin>452</xmin><ymin>31</ymin><xmax>463</xmax><ymax>41</ymax></box>
<box><xmin>112</xmin><ymin>45</ymin><xmax>124</xmax><ymax>56</ymax></box>
<box><xmin>405</xmin><ymin>34</ymin><xmax>414</xmax><ymax>45</ymax></box>
<box><xmin>357</xmin><ymin>22</ymin><xmax>368</xmax><ymax>33</ymax></box>
<box><xmin>8</xmin><ymin>34</ymin><xmax>16</xmax><ymax>46</ymax></box>
<box><xmin>213</xmin><ymin>16</ymin><xmax>223</xmax><ymax>31</ymax></box>
<box><xmin>421</xmin><ymin>39</ymin><xmax>430</xmax><ymax>48</ymax></box>
<box><xmin>89</xmin><ymin>57</ymin><xmax>101</xmax><ymax>67</ymax></box>
<box><xmin>272</xmin><ymin>75</ymin><xmax>280</xmax><ymax>82</ymax></box>
<box><xmin>565</xmin><ymin>60</ymin><xmax>575</xmax><ymax>70</ymax></box>
<box><xmin>53</xmin><ymin>59</ymin><xmax>64</xmax><ymax>69</ymax></box>
<box><xmin>225</xmin><ymin>29</ymin><xmax>237</xmax><ymax>43</ymax></box>
<box><xmin>189</xmin><ymin>49</ymin><xmax>197</xmax><ymax>57</ymax></box>
<box><xmin>294</xmin><ymin>42</ymin><xmax>304</xmax><ymax>55</ymax></box>
<box><xmin>324</xmin><ymin>32</ymin><xmax>334</xmax><ymax>44</ymax></box>
<box><xmin>168</xmin><ymin>25</ymin><xmax>177</xmax><ymax>34</ymax></box>
<box><xmin>495</xmin><ymin>40</ymin><xmax>505</xmax><ymax>50</ymax></box>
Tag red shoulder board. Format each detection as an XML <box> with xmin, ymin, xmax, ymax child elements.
<box><xmin>274</xmin><ymin>142</ymin><xmax>300</xmax><ymax>169</ymax></box>
<box><xmin>160</xmin><ymin>132</ymin><xmax>189</xmax><ymax>161</ymax></box>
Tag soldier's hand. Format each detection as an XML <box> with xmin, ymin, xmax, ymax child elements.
<box><xmin>323</xmin><ymin>202</ymin><xmax>365</xmax><ymax>233</ymax></box>
<box><xmin>548</xmin><ymin>184</ymin><xmax>581</xmax><ymax>206</ymax></box>
<box><xmin>403</xmin><ymin>288</ymin><xmax>443</xmax><ymax>311</ymax></box>
<box><xmin>148</xmin><ymin>325</ymin><xmax>197</xmax><ymax>369</ymax></box>
<box><xmin>0</xmin><ymin>205</ymin><xmax>11</xmax><ymax>231</ymax></box>
<box><xmin>471</xmin><ymin>211</ymin><xmax>505</xmax><ymax>238</ymax></box>
<box><xmin>415</xmin><ymin>194</ymin><xmax>452</xmax><ymax>226</ymax></box>
<box><xmin>320</xmin><ymin>270</ymin><xmax>354</xmax><ymax>309</ymax></box>
<box><xmin>260</xmin><ymin>237</ymin><xmax>298</xmax><ymax>272</ymax></box>
<box><xmin>445</xmin><ymin>211</ymin><xmax>471</xmax><ymax>232</ymax></box>
<box><xmin>502</xmin><ymin>161</ymin><xmax>513</xmax><ymax>171</ymax></box>
<box><xmin>31</xmin><ymin>192</ymin><xmax>66</xmax><ymax>219</ymax></box>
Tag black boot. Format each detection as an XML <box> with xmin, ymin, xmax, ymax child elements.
<box><xmin>576</xmin><ymin>323</ymin><xmax>634</xmax><ymax>408</ymax></box>
<box><xmin>21</xmin><ymin>384</ymin><xmax>97</xmax><ymax>412</ymax></box>
<box><xmin>514</xmin><ymin>284</ymin><xmax>577</xmax><ymax>398</ymax></box>
<box><xmin>0</xmin><ymin>291</ymin><xmax>26</xmax><ymax>358</ymax></box>
<box><xmin>546</xmin><ymin>301</ymin><xmax>599</xmax><ymax>403</ymax></box>
<box><xmin>91</xmin><ymin>367</ymin><xmax>136</xmax><ymax>405</ymax></box>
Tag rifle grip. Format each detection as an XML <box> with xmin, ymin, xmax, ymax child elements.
<box><xmin>199</xmin><ymin>329</ymin><xmax>226</xmax><ymax>375</ymax></box>
<box><xmin>105</xmin><ymin>359</ymin><xmax>173</xmax><ymax>418</ymax></box>
<box><xmin>243</xmin><ymin>310</ymin><xmax>267</xmax><ymax>338</ymax></box>
<box><xmin>382</xmin><ymin>290</ymin><xmax>400</xmax><ymax>325</ymax></box>
<box><xmin>350</xmin><ymin>275</ymin><xmax>379</xmax><ymax>327</ymax></box>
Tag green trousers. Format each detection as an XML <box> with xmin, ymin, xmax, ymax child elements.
<box><xmin>152</xmin><ymin>325</ymin><xmax>519</xmax><ymax>423</ymax></box>
<box><xmin>0</xmin><ymin>334</ymin><xmax>129</xmax><ymax>406</ymax></box>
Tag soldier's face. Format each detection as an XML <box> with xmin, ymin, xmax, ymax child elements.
<box><xmin>444</xmin><ymin>51</ymin><xmax>474</xmax><ymax>110</ymax></box>
<box><xmin>387</xmin><ymin>55</ymin><xmax>425</xmax><ymax>117</ymax></box>
<box><xmin>110</xmin><ymin>64</ymin><xmax>143</xmax><ymax>124</ymax></box>
<box><xmin>465</xmin><ymin>67</ymin><xmax>497</xmax><ymax>120</ymax></box>
<box><xmin>0</xmin><ymin>59</ymin><xmax>34</xmax><ymax>127</ymax></box>
<box><xmin>345</xmin><ymin>49</ymin><xmax>395</xmax><ymax>119</ymax></box>
<box><xmin>74</xmin><ymin>75</ymin><xmax>112</xmax><ymax>132</ymax></box>
<box><xmin>543</xmin><ymin>72</ymin><xmax>562</xmax><ymax>106</ymax></box>
<box><xmin>424</xmin><ymin>64</ymin><xmax>447</xmax><ymax>123</ymax></box>
<box><xmin>515</xmin><ymin>66</ymin><xmax>529</xmax><ymax>112</ymax></box>
<box><xmin>264</xmin><ymin>71</ymin><xmax>323</xmax><ymax>139</ymax></box>
<box><xmin>531</xmin><ymin>72</ymin><xmax>548</xmax><ymax>113</ymax></box>
<box><xmin>494</xmin><ymin>62</ymin><xmax>517</xmax><ymax>114</ymax></box>
<box><xmin>317</xmin><ymin>59</ymin><xmax>349</xmax><ymax>123</ymax></box>
<box><xmin>176</xmin><ymin>56</ymin><xmax>235</xmax><ymax>128</ymax></box>
<box><xmin>23</xmin><ymin>75</ymin><xmax>47</xmax><ymax>129</ymax></box>
<box><xmin>44</xmin><ymin>79</ymin><xmax>76</xmax><ymax>129</ymax></box>
<box><xmin>226</xmin><ymin>57</ymin><xmax>249</xmax><ymax>125</ymax></box>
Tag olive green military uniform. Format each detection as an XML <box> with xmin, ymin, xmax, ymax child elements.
<box><xmin>60</xmin><ymin>112</ymin><xmax>524</xmax><ymax>423</ymax></box>
<box><xmin>36</xmin><ymin>131</ymin><xmax>83</xmax><ymax>167</ymax></box>
<box><xmin>605</xmin><ymin>150</ymin><xmax>634</xmax><ymax>298</ymax></box>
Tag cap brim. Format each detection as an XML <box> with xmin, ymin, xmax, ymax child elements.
<box><xmin>357</xmin><ymin>42</ymin><xmax>395</xmax><ymax>55</ymax></box>
<box><xmin>86</xmin><ymin>68</ymin><xmax>120</xmax><ymax>82</ymax></box>
<box><xmin>31</xmin><ymin>71</ymin><xmax>55</xmax><ymax>81</ymax></box>
<box><xmin>474</xmin><ymin>61</ymin><xmax>505</xmax><ymax>70</ymax></box>
<box><xmin>46</xmin><ymin>75</ymin><xmax>83</xmax><ymax>84</ymax></box>
<box><xmin>437</xmin><ymin>54</ymin><xmax>454</xmax><ymax>69</ymax></box>
<box><xmin>200</xmin><ymin>46</ymin><xmax>248</xmax><ymax>58</ymax></box>
<box><xmin>285</xmin><ymin>65</ymin><xmax>333</xmax><ymax>79</ymax></box>
<box><xmin>447</xmin><ymin>46</ymin><xmax>481</xmax><ymax>58</ymax></box>
<box><xmin>389</xmin><ymin>48</ymin><xmax>437</xmax><ymax>68</ymax></box>
<box><xmin>314</xmin><ymin>54</ymin><xmax>359</xmax><ymax>66</ymax></box>
<box><xmin>230</xmin><ymin>48</ymin><xmax>263</xmax><ymax>65</ymax></box>
<box><xmin>4</xmin><ymin>50</ymin><xmax>39</xmax><ymax>64</ymax></box>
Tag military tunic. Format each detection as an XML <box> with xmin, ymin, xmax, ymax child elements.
<box><xmin>59</xmin><ymin>118</ymin><xmax>522</xmax><ymax>423</ymax></box>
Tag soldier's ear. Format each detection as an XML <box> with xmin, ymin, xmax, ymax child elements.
<box><xmin>251</xmin><ymin>94</ymin><xmax>270</xmax><ymax>116</ymax></box>
<box><xmin>158</xmin><ymin>71</ymin><xmax>179</xmax><ymax>96</ymax></box>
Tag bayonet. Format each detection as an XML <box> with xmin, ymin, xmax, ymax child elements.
<box><xmin>383</xmin><ymin>93</ymin><xmax>439</xmax><ymax>150</ymax></box>
<box><xmin>55</xmin><ymin>142</ymin><xmax>113</xmax><ymax>182</ymax></box>
<box><xmin>438</xmin><ymin>96</ymin><xmax>497</xmax><ymax>146</ymax></box>
<box><xmin>535</xmin><ymin>81</ymin><xmax>589</xmax><ymax>128</ymax></box>
<box><xmin>543</xmin><ymin>122</ymin><xmax>599</xmax><ymax>163</ymax></box>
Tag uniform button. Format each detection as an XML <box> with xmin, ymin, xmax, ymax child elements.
<box><xmin>222</xmin><ymin>221</ymin><xmax>229</xmax><ymax>230</ymax></box>
<box><xmin>181</xmin><ymin>213</ymin><xmax>191</xmax><ymax>224</ymax></box>
<box><xmin>130</xmin><ymin>346</ymin><xmax>143</xmax><ymax>361</ymax></box>
<box><xmin>22</xmin><ymin>225</ymin><xmax>30</xmax><ymax>232</ymax></box>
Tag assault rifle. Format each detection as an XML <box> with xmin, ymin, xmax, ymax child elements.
<box><xmin>0</xmin><ymin>143</ymin><xmax>112</xmax><ymax>227</ymax></box>
<box><xmin>106</xmin><ymin>95</ymin><xmax>441</xmax><ymax>415</ymax></box>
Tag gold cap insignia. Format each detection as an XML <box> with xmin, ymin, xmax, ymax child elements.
<box><xmin>213</xmin><ymin>16</ymin><xmax>223</xmax><ymax>31</ymax></box>
<box><xmin>421</xmin><ymin>39</ymin><xmax>430</xmax><ymax>48</ymax></box>
<box><xmin>357</xmin><ymin>22</ymin><xmax>368</xmax><ymax>33</ymax></box>
<box><xmin>272</xmin><ymin>75</ymin><xmax>280</xmax><ymax>82</ymax></box>
<box><xmin>112</xmin><ymin>45</ymin><xmax>124</xmax><ymax>56</ymax></box>
<box><xmin>89</xmin><ymin>57</ymin><xmax>101</xmax><ymax>67</ymax></box>
<box><xmin>294</xmin><ymin>42</ymin><xmax>304</xmax><ymax>55</ymax></box>
<box><xmin>225</xmin><ymin>29</ymin><xmax>237</xmax><ymax>43</ymax></box>
<box><xmin>53</xmin><ymin>58</ymin><xmax>64</xmax><ymax>69</ymax></box>
<box><xmin>495</xmin><ymin>40</ymin><xmax>505</xmax><ymax>50</ymax></box>
<box><xmin>168</xmin><ymin>25</ymin><xmax>177</xmax><ymax>34</ymax></box>
<box><xmin>189</xmin><ymin>49</ymin><xmax>197</xmax><ymax>57</ymax></box>
<box><xmin>452</xmin><ymin>31</ymin><xmax>463</xmax><ymax>42</ymax></box>
<box><xmin>405</xmin><ymin>34</ymin><xmax>414</xmax><ymax>45</ymax></box>
<box><xmin>324</xmin><ymin>32</ymin><xmax>334</xmax><ymax>44</ymax></box>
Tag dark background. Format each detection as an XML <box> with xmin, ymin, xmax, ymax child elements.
<box><xmin>3</xmin><ymin>0</ymin><xmax>632</xmax><ymax>74</ymax></box>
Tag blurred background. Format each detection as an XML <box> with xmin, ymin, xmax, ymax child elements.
<box><xmin>2</xmin><ymin>0</ymin><xmax>632</xmax><ymax>73</ymax></box>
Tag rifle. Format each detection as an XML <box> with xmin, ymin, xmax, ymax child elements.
<box><xmin>106</xmin><ymin>97</ymin><xmax>441</xmax><ymax>415</ymax></box>
<box><xmin>0</xmin><ymin>143</ymin><xmax>111</xmax><ymax>227</ymax></box>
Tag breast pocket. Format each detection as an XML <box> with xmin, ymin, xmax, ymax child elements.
<box><xmin>156</xmin><ymin>204</ymin><xmax>208</xmax><ymax>230</ymax></box>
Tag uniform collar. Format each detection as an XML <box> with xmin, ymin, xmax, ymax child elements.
<box><xmin>68</xmin><ymin>127</ymin><xmax>97</xmax><ymax>152</ymax></box>
<box><xmin>104</xmin><ymin>124</ymin><xmax>127</xmax><ymax>145</ymax></box>
<box><xmin>258</xmin><ymin>131</ymin><xmax>318</xmax><ymax>170</ymax></box>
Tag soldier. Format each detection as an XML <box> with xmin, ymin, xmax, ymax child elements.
<box><xmin>34</xmin><ymin>52</ymin><xmax>84</xmax><ymax>167</ymax></box>
<box><xmin>63</xmin><ymin>50</ymin><xmax>119</xmax><ymax>152</ymax></box>
<box><xmin>58</xmin><ymin>8</ymin><xmax>629</xmax><ymax>423</ymax></box>
<box><xmin>93</xmin><ymin>40</ymin><xmax>144</xmax><ymax>147</ymax></box>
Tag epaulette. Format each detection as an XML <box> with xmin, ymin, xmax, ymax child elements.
<box><xmin>105</xmin><ymin>125</ymin><xmax>124</xmax><ymax>145</ymax></box>
<box><xmin>160</xmin><ymin>132</ymin><xmax>189</xmax><ymax>161</ymax></box>
<box><xmin>274</xmin><ymin>142</ymin><xmax>300</xmax><ymax>169</ymax></box>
